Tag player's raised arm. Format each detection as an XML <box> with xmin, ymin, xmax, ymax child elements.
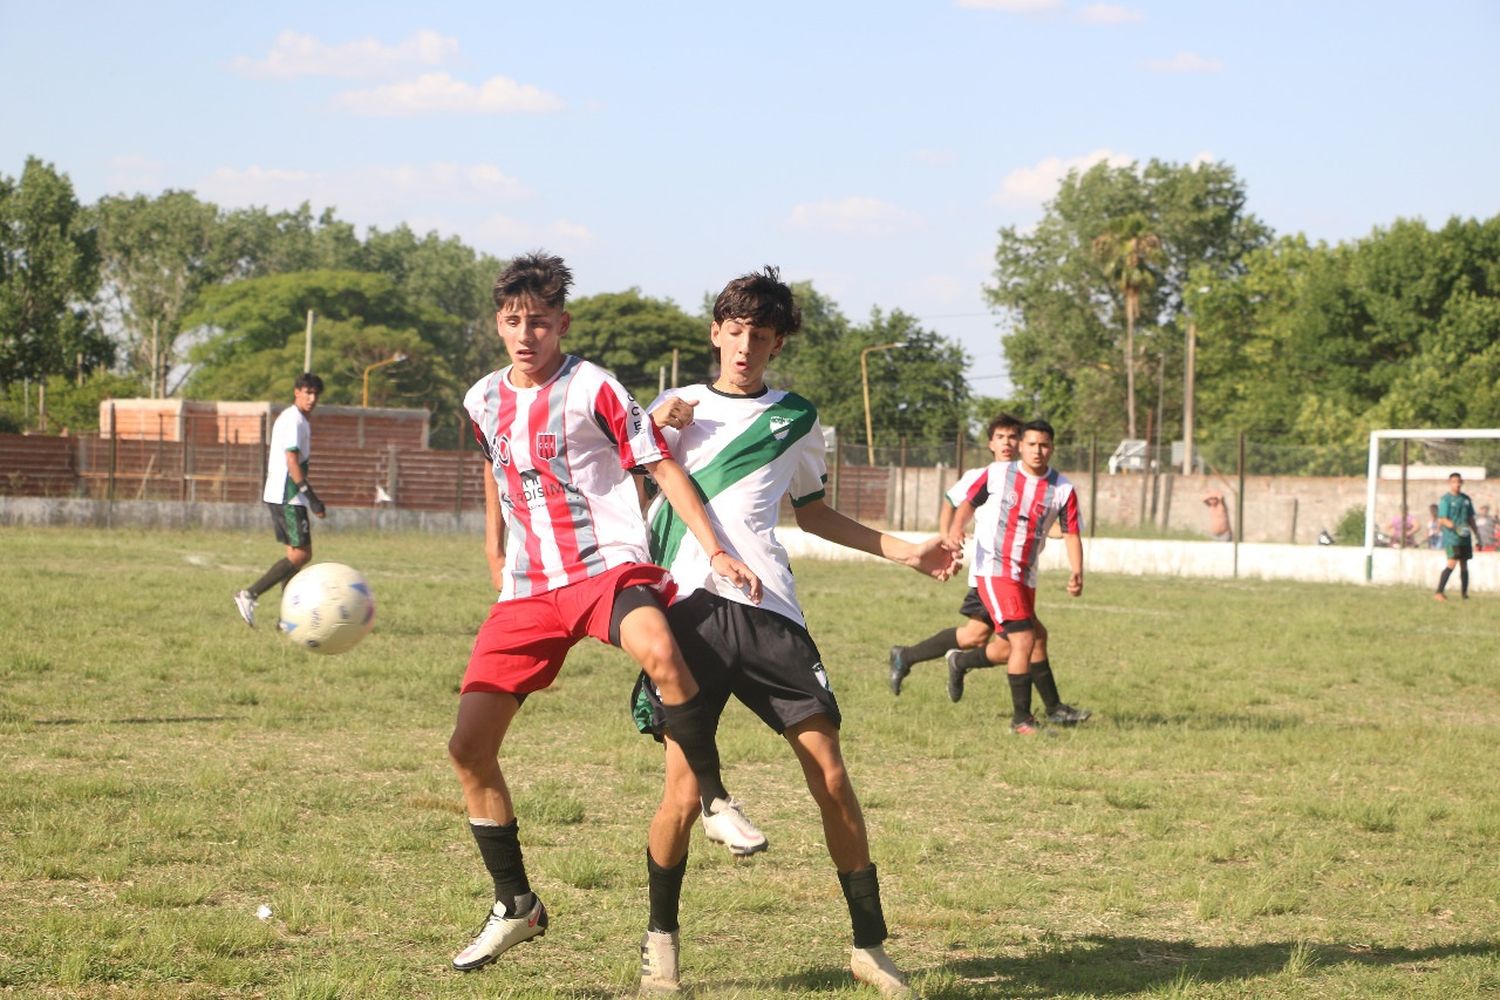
<box><xmin>647</xmin><ymin>455</ymin><xmax>763</xmax><ymax>603</ymax></box>
<box><xmin>794</xmin><ymin>497</ymin><xmax>959</xmax><ymax>581</ymax></box>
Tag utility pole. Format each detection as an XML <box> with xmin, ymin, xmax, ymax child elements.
<box><xmin>304</xmin><ymin>310</ymin><xmax>315</xmax><ymax>373</ymax></box>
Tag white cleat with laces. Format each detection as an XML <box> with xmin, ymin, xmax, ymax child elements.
<box><xmin>700</xmin><ymin>797</ymin><xmax>768</xmax><ymax>857</ymax></box>
<box><xmin>451</xmin><ymin>894</ymin><xmax>548</xmax><ymax>972</ymax></box>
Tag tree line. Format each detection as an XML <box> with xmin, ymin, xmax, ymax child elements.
<box><xmin>990</xmin><ymin>158</ymin><xmax>1500</xmax><ymax>474</ymax></box>
<box><xmin>5</xmin><ymin>153</ymin><xmax>1496</xmax><ymax>467</ymax></box>
<box><xmin>0</xmin><ymin>157</ymin><xmax>974</xmax><ymax>453</ymax></box>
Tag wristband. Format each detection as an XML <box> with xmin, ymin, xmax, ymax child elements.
<box><xmin>707</xmin><ymin>548</ymin><xmax>726</xmax><ymax>562</ymax></box>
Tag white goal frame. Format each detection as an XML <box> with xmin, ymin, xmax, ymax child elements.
<box><xmin>1364</xmin><ymin>428</ymin><xmax>1500</xmax><ymax>580</ymax></box>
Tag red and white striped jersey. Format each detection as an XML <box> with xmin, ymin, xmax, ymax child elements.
<box><xmin>954</xmin><ymin>460</ymin><xmax>1082</xmax><ymax>587</ymax></box>
<box><xmin>465</xmin><ymin>355</ymin><xmax>668</xmax><ymax>600</ymax></box>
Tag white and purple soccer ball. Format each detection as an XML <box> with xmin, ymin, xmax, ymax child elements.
<box><xmin>278</xmin><ymin>562</ymin><xmax>376</xmax><ymax>655</ymax></box>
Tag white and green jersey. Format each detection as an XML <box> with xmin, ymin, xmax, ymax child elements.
<box><xmin>647</xmin><ymin>384</ymin><xmax>827</xmax><ymax>628</ymax></box>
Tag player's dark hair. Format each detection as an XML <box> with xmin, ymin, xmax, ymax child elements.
<box><xmin>713</xmin><ymin>266</ymin><xmax>802</xmax><ymax>335</ymax></box>
<box><xmin>1022</xmin><ymin>418</ymin><xmax>1056</xmax><ymax>441</ymax></box>
<box><xmin>493</xmin><ymin>251</ymin><xmax>573</xmax><ymax>310</ymax></box>
<box><xmin>1450</xmin><ymin>472</ymin><xmax>1463</xmax><ymax>481</ymax></box>
<box><xmin>294</xmin><ymin>372</ymin><xmax>324</xmax><ymax>393</ymax></box>
<box><xmin>986</xmin><ymin>412</ymin><xmax>1023</xmax><ymax>439</ymax></box>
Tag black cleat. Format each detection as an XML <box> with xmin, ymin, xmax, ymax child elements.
<box><xmin>1045</xmin><ymin>703</ymin><xmax>1092</xmax><ymax>726</ymax></box>
<box><xmin>945</xmin><ymin>649</ymin><xmax>967</xmax><ymax>703</ymax></box>
<box><xmin>888</xmin><ymin>647</ymin><xmax>911</xmax><ymax>696</ymax></box>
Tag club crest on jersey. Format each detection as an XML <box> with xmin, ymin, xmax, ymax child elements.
<box><xmin>535</xmin><ymin>432</ymin><xmax>558</xmax><ymax>460</ymax></box>
<box><xmin>495</xmin><ymin>434</ymin><xmax>512</xmax><ymax>467</ymax></box>
<box><xmin>769</xmin><ymin>415</ymin><xmax>792</xmax><ymax>440</ymax></box>
<box><xmin>1004</xmin><ymin>488</ymin><xmax>1020</xmax><ymax>508</ymax></box>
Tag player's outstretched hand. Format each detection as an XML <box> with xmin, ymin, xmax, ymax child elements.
<box><xmin>710</xmin><ymin>551</ymin><xmax>762</xmax><ymax>604</ymax></box>
<box><xmin>1067</xmin><ymin>571</ymin><xmax>1083</xmax><ymax>597</ymax></box>
<box><xmin>908</xmin><ymin>534</ymin><xmax>961</xmax><ymax>581</ymax></box>
<box><xmin>651</xmin><ymin>397</ymin><xmax>699</xmax><ymax>430</ymax></box>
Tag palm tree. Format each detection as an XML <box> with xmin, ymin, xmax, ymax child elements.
<box><xmin>1092</xmin><ymin>215</ymin><xmax>1163</xmax><ymax>440</ymax></box>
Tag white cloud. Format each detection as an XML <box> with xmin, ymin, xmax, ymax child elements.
<box><xmin>197</xmin><ymin>162</ymin><xmax>532</xmax><ymax>214</ymax></box>
<box><xmin>333</xmin><ymin>72</ymin><xmax>565</xmax><ymax>116</ymax></box>
<box><xmin>786</xmin><ymin>197</ymin><xmax>923</xmax><ymax>236</ymax></box>
<box><xmin>1143</xmin><ymin>51</ymin><xmax>1225</xmax><ymax>73</ymax></box>
<box><xmin>105</xmin><ymin>154</ymin><xmax>168</xmax><ymax>193</ymax></box>
<box><xmin>1080</xmin><ymin>4</ymin><xmax>1143</xmax><ymax>24</ymax></box>
<box><xmin>955</xmin><ymin>0</ymin><xmax>1062</xmax><ymax>10</ymax></box>
<box><xmin>994</xmin><ymin>148</ymin><xmax>1134</xmax><ymax>205</ymax></box>
<box><xmin>230</xmin><ymin>29</ymin><xmax>459</xmax><ymax>80</ymax></box>
<box><xmin>473</xmin><ymin>214</ymin><xmax>596</xmax><ymax>250</ymax></box>
<box><xmin>1189</xmin><ymin>150</ymin><xmax>1216</xmax><ymax>166</ymax></box>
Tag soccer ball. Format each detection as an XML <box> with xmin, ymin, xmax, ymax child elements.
<box><xmin>278</xmin><ymin>562</ymin><xmax>376</xmax><ymax>655</ymax></box>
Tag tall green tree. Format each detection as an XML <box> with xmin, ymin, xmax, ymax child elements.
<box><xmin>987</xmin><ymin>158</ymin><xmax>1269</xmax><ymax>441</ymax></box>
<box><xmin>183</xmin><ymin>270</ymin><xmax>457</xmax><ymax>423</ymax></box>
<box><xmin>1092</xmin><ymin>213</ymin><xmax>1163</xmax><ymax>439</ymax></box>
<box><xmin>90</xmin><ymin>190</ymin><xmax>229</xmax><ymax>395</ymax></box>
<box><xmin>0</xmin><ymin>157</ymin><xmax>106</xmax><ymax>386</ymax></box>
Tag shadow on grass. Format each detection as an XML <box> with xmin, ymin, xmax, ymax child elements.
<box><xmin>32</xmin><ymin>714</ymin><xmax>243</xmax><ymax>726</ymax></box>
<box><xmin>1105</xmin><ymin>711</ymin><xmax>1306</xmax><ymax>732</ymax></box>
<box><xmin>716</xmin><ymin>937</ymin><xmax>1498</xmax><ymax>998</ymax></box>
<box><xmin>935</xmin><ymin>935</ymin><xmax>1500</xmax><ymax>997</ymax></box>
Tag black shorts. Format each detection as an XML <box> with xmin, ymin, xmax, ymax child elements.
<box><xmin>631</xmin><ymin>589</ymin><xmax>840</xmax><ymax>739</ymax></box>
<box><xmin>266</xmin><ymin>502</ymin><xmax>311</xmax><ymax>548</ymax></box>
<box><xmin>959</xmin><ymin>587</ymin><xmax>996</xmax><ymax>628</ymax></box>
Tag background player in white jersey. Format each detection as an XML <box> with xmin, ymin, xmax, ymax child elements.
<box><xmin>887</xmin><ymin>411</ymin><xmax>1020</xmax><ymax>696</ymax></box>
<box><xmin>234</xmin><ymin>372</ymin><xmax>325</xmax><ymax>627</ymax></box>
<box><xmin>446</xmin><ymin>253</ymin><xmax>766</xmax><ymax>975</ymax></box>
<box><xmin>948</xmin><ymin>420</ymin><xmax>1085</xmax><ymax>734</ymax></box>
<box><xmin>630</xmin><ymin>267</ymin><xmax>956</xmax><ymax>997</ymax></box>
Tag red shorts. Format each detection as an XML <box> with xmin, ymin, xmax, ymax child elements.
<box><xmin>976</xmin><ymin>575</ymin><xmax>1036</xmax><ymax>628</ymax></box>
<box><xmin>462</xmin><ymin>563</ymin><xmax>675</xmax><ymax>696</ymax></box>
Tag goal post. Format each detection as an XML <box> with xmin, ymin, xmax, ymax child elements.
<box><xmin>1364</xmin><ymin>428</ymin><xmax>1500</xmax><ymax>581</ymax></box>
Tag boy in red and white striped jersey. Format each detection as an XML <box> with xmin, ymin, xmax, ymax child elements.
<box><xmin>947</xmin><ymin>419</ymin><xmax>1085</xmax><ymax>734</ymax></box>
<box><xmin>446</xmin><ymin>252</ymin><xmax>765</xmax><ymax>974</ymax></box>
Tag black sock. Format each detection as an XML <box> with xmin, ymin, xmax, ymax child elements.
<box><xmin>660</xmin><ymin>692</ymin><xmax>729</xmax><ymax>810</ymax></box>
<box><xmin>955</xmin><ymin>647</ymin><xmax>992</xmax><ymax>671</ymax></box>
<box><xmin>1030</xmin><ymin>659</ymin><xmax>1062</xmax><ymax>712</ymax></box>
<box><xmin>1008</xmin><ymin>672</ymin><xmax>1033</xmax><ymax>724</ymax></box>
<box><xmin>646</xmin><ymin>849</ymin><xmax>687</xmax><ymax>933</ymax></box>
<box><xmin>1460</xmin><ymin>566</ymin><xmax>1469</xmax><ymax>597</ymax></box>
<box><xmin>900</xmin><ymin>627</ymin><xmax>959</xmax><ymax>666</ymax></box>
<box><xmin>838</xmin><ymin>865</ymin><xmax>888</xmax><ymax>949</ymax></box>
<box><xmin>248</xmin><ymin>558</ymin><xmax>298</xmax><ymax>599</ymax></box>
<box><xmin>470</xmin><ymin>820</ymin><xmax>531</xmax><ymax>912</ymax></box>
<box><xmin>1437</xmin><ymin>567</ymin><xmax>1453</xmax><ymax>594</ymax></box>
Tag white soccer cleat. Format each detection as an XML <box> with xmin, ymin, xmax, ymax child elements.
<box><xmin>451</xmin><ymin>894</ymin><xmax>548</xmax><ymax>972</ymax></box>
<box><xmin>233</xmin><ymin>590</ymin><xmax>257</xmax><ymax>629</ymax></box>
<box><xmin>851</xmin><ymin>945</ymin><xmax>914</xmax><ymax>998</ymax></box>
<box><xmin>701</xmin><ymin>797</ymin><xmax>768</xmax><ymax>857</ymax></box>
<box><xmin>638</xmin><ymin>929</ymin><xmax>681</xmax><ymax>994</ymax></box>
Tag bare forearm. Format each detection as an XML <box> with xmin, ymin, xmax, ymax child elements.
<box><xmin>797</xmin><ymin>501</ymin><xmax>908</xmax><ymax>562</ymax></box>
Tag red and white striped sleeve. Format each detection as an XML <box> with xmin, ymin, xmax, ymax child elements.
<box><xmin>591</xmin><ymin>376</ymin><xmax>667</xmax><ymax>471</ymax></box>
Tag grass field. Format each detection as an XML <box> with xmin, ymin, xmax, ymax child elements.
<box><xmin>2</xmin><ymin>526</ymin><xmax>1498</xmax><ymax>999</ymax></box>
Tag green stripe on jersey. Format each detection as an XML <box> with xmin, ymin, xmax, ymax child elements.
<box><xmin>649</xmin><ymin>393</ymin><xmax>818</xmax><ymax>568</ymax></box>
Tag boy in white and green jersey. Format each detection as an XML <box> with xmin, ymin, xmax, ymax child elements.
<box><xmin>630</xmin><ymin>267</ymin><xmax>957</xmax><ymax>998</ymax></box>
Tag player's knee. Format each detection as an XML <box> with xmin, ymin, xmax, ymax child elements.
<box><xmin>289</xmin><ymin>547</ymin><xmax>312</xmax><ymax>567</ymax></box>
<box><xmin>957</xmin><ymin>621</ymin><xmax>990</xmax><ymax>647</ymax></box>
<box><xmin>634</xmin><ymin>634</ymin><xmax>684</xmax><ymax>681</ymax></box>
<box><xmin>446</xmin><ymin>727</ymin><xmax>491</xmax><ymax>773</ymax></box>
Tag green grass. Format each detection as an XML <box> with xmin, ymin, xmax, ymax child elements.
<box><xmin>2</xmin><ymin>526</ymin><xmax>1498</xmax><ymax>998</ymax></box>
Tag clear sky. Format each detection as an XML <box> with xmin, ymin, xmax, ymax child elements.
<box><xmin>3</xmin><ymin>1</ymin><xmax>1497</xmax><ymax>394</ymax></box>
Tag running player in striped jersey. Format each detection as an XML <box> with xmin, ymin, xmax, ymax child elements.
<box><xmin>887</xmin><ymin>411</ymin><xmax>1019</xmax><ymax>695</ymax></box>
<box><xmin>947</xmin><ymin>420</ymin><xmax>1085</xmax><ymax>734</ymax></box>
<box><xmin>630</xmin><ymin>267</ymin><xmax>956</xmax><ymax>998</ymax></box>
<box><xmin>447</xmin><ymin>252</ymin><xmax>766</xmax><ymax>975</ymax></box>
